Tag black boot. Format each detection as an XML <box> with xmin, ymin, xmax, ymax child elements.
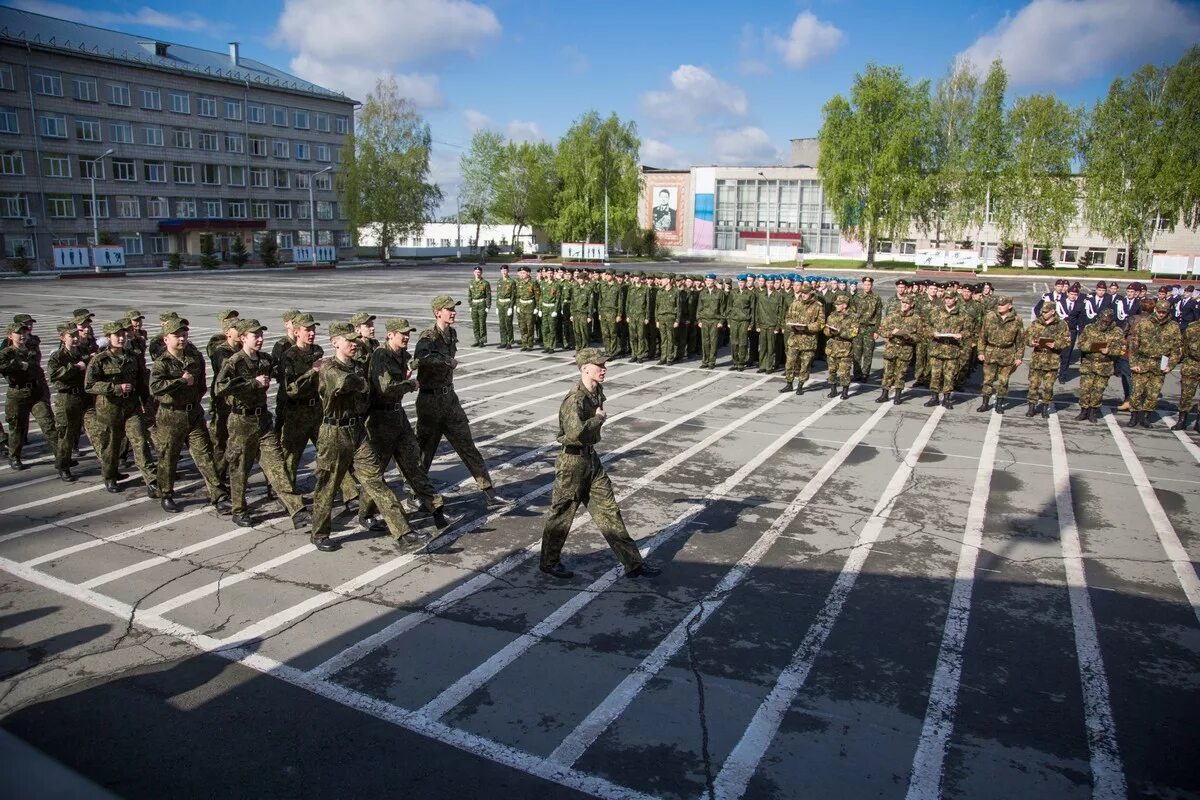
<box><xmin>875</xmin><ymin>389</ymin><xmax>890</xmax><ymax>404</ymax></box>
<box><xmin>58</xmin><ymin>468</ymin><xmax>76</xmax><ymax>483</ymax></box>
<box><xmin>1074</xmin><ymin>408</ymin><xmax>1089</xmax><ymax>421</ymax></box>
<box><xmin>924</xmin><ymin>394</ymin><xmax>940</xmax><ymax>407</ymax></box>
<box><xmin>1171</xmin><ymin>413</ymin><xmax>1189</xmax><ymax>431</ymax></box>
<box><xmin>795</xmin><ymin>382</ymin><xmax>804</xmax><ymax>396</ymax></box>
<box><xmin>977</xmin><ymin>396</ymin><xmax>991</xmax><ymax>413</ymax></box>
<box><xmin>893</xmin><ymin>389</ymin><xmax>903</xmax><ymax>405</ymax></box>
<box><xmin>779</xmin><ymin>381</ymin><xmax>794</xmax><ymax>393</ymax></box>
<box><xmin>1025</xmin><ymin>403</ymin><xmax>1037</xmax><ymax>417</ymax></box>
<box><xmin>994</xmin><ymin>397</ymin><xmax>1005</xmax><ymax>415</ymax></box>
<box><xmin>827</xmin><ymin>385</ymin><xmax>838</xmax><ymax>398</ymax></box>
<box><xmin>1139</xmin><ymin>412</ymin><xmax>1154</xmax><ymax>429</ymax></box>
<box><xmin>1089</xmin><ymin>407</ymin><xmax>1101</xmax><ymax>423</ymax></box>
<box><xmin>161</xmin><ymin>495</ymin><xmax>181</xmax><ymax>513</ymax></box>
<box><xmin>1126</xmin><ymin>411</ymin><xmax>1141</xmax><ymax>428</ymax></box>
<box><xmin>1042</xmin><ymin>404</ymin><xmax>1051</xmax><ymax>419</ymax></box>
<box><xmin>840</xmin><ymin>385</ymin><xmax>850</xmax><ymax>400</ymax></box>
<box><xmin>942</xmin><ymin>393</ymin><xmax>953</xmax><ymax>409</ymax></box>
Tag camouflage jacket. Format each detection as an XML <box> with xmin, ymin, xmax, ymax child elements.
<box><xmin>978</xmin><ymin>311</ymin><xmax>1024</xmax><ymax>366</ymax></box>
<box><xmin>556</xmin><ymin>380</ymin><xmax>605</xmax><ymax>448</ymax></box>
<box><xmin>823</xmin><ymin>310</ymin><xmax>859</xmax><ymax>358</ymax></box>
<box><xmin>1180</xmin><ymin>325</ymin><xmax>1200</xmax><ymax>379</ymax></box>
<box><xmin>215</xmin><ymin>350</ymin><xmax>274</xmax><ymax>411</ymax></box>
<box><xmin>319</xmin><ymin>356</ymin><xmax>371</xmax><ymax>419</ymax></box>
<box><xmin>1024</xmin><ymin>316</ymin><xmax>1071</xmax><ymax>371</ymax></box>
<box><xmin>280</xmin><ymin>343</ymin><xmax>325</xmax><ymax>402</ymax></box>
<box><xmin>785</xmin><ymin>297</ymin><xmax>826</xmax><ymax>350</ymax></box>
<box><xmin>1129</xmin><ymin>314</ymin><xmax>1183</xmax><ymax>370</ymax></box>
<box><xmin>851</xmin><ymin>292</ymin><xmax>882</xmax><ymax>329</ymax></box>
<box><xmin>150</xmin><ymin>347</ymin><xmax>208</xmax><ymax>409</ymax></box>
<box><xmin>879</xmin><ymin>308</ymin><xmax>927</xmax><ymax>360</ymax></box>
<box><xmin>928</xmin><ymin>305</ymin><xmax>971</xmax><ymax>360</ymax></box>
<box><xmin>1077</xmin><ymin>324</ymin><xmax>1126</xmax><ymax>376</ymax></box>
<box><xmin>697</xmin><ymin>288</ymin><xmax>724</xmax><ymax>322</ymax></box>
<box><xmin>467</xmin><ymin>278</ymin><xmax>492</xmax><ymax>309</ymax></box>
<box><xmin>413</xmin><ymin>324</ymin><xmax>458</xmax><ymax>388</ymax></box>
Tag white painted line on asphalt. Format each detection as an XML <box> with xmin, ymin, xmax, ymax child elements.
<box><xmin>1047</xmin><ymin>414</ymin><xmax>1127</xmax><ymax>800</ymax></box>
<box><xmin>0</xmin><ymin>473</ymin><xmax>61</xmax><ymax>494</ymax></box>
<box><xmin>0</xmin><ymin>478</ymin><xmax>201</xmax><ymax>538</ymax></box>
<box><xmin>1159</xmin><ymin>416</ymin><xmax>1200</xmax><ymax>464</ymax></box>
<box><xmin>417</xmin><ymin>393</ymin><xmax>840</xmax><ymax>723</ymax></box>
<box><xmin>469</xmin><ymin>366</ymin><xmax>665</xmax><ymax>428</ymax></box>
<box><xmin>81</xmin><ymin>523</ymin><xmax>260</xmax><ymax>588</ymax></box>
<box><xmin>24</xmin><ymin>505</ymin><xmax>210</xmax><ymax>567</ymax></box>
<box><xmin>549</xmin><ymin>402</ymin><xmax>894</xmax><ymax>767</ymax></box>
<box><xmin>460</xmin><ymin>370</ymin><xmax>573</xmax><ymax>407</ymax></box>
<box><xmin>714</xmin><ymin>406</ymin><xmax>948</xmax><ymax>800</ymax></box>
<box><xmin>308</xmin><ymin>372</ymin><xmax>756</xmax><ymax>680</ymax></box>
<box><xmin>1103</xmin><ymin>413</ymin><xmax>1200</xmax><ymax>625</ymax></box>
<box><xmin>224</xmin><ymin>372</ymin><xmax>735</xmax><ymax>653</ymax></box>
<box><xmin>903</xmin><ymin>412</ymin><xmax>1002</xmax><ymax>800</ymax></box>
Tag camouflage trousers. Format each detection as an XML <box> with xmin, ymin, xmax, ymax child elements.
<box><xmin>915</xmin><ymin>340</ymin><xmax>930</xmax><ymax>382</ymax></box>
<box><xmin>600</xmin><ymin>313</ymin><xmax>619</xmax><ymax>355</ymax></box>
<box><xmin>517</xmin><ymin>308</ymin><xmax>536</xmax><ymax>349</ymax></box>
<box><xmin>699</xmin><ymin>321</ymin><xmax>721</xmax><ymax>367</ymax></box>
<box><xmin>1078</xmin><ymin>370</ymin><xmax>1112</xmax><ymax>408</ymax></box>
<box><xmin>728</xmin><ymin>321</ymin><xmax>749</xmax><ymax>368</ymax></box>
<box><xmin>208</xmin><ymin>397</ymin><xmax>230</xmax><ymax>483</ymax></box>
<box><xmin>471</xmin><ymin>304</ymin><xmax>488</xmax><ymax>345</ymax></box>
<box><xmin>929</xmin><ymin>356</ymin><xmax>961</xmax><ymax>394</ymax></box>
<box><xmin>416</xmin><ymin>389</ymin><xmax>493</xmax><ymax>490</ymax></box>
<box><xmin>785</xmin><ymin>346</ymin><xmax>816</xmax><ymax>384</ymax></box>
<box><xmin>363</xmin><ymin>410</ymin><xmax>445</xmax><ymax>517</ymax></box>
<box><xmin>629</xmin><ymin>319</ymin><xmax>648</xmax><ymax>360</ymax></box>
<box><xmin>759</xmin><ymin>328</ymin><xmax>779</xmax><ymax>371</ymax></box>
<box><xmin>573</xmin><ymin>316</ymin><xmax>592</xmax><ymax>351</ymax></box>
<box><xmin>225</xmin><ymin>410</ymin><xmax>305</xmax><ymax>517</ymax></box>
<box><xmin>1027</xmin><ymin>367</ymin><xmax>1057</xmax><ymax>405</ymax></box>
<box><xmin>539</xmin><ymin>309</ymin><xmax>559</xmax><ymax>350</ymax></box>
<box><xmin>656</xmin><ymin>319</ymin><xmax>680</xmax><ymax>362</ymax></box>
<box><xmin>852</xmin><ymin>329</ymin><xmax>876</xmax><ymax>377</ymax></box>
<box><xmin>1178</xmin><ymin>371</ymin><xmax>1198</xmax><ymax>414</ymax></box>
<box><xmin>1130</xmin><ymin>368</ymin><xmax>1166</xmax><ymax>413</ymax></box>
<box><xmin>6</xmin><ymin>386</ymin><xmax>66</xmax><ymax>468</ymax></box>
<box><xmin>154</xmin><ymin>406</ymin><xmax>225</xmax><ymax>501</ymax></box>
<box><xmin>882</xmin><ymin>354</ymin><xmax>913</xmax><ymax>390</ymax></box>
<box><xmin>53</xmin><ymin>391</ymin><xmax>89</xmax><ymax>459</ymax></box>
<box><xmin>95</xmin><ymin>406</ymin><xmax>154</xmax><ymax>486</ymax></box>
<box><xmin>827</xmin><ymin>354</ymin><xmax>853</xmax><ymax>388</ymax></box>
<box><xmin>312</xmin><ymin>421</ymin><xmax>410</xmax><ymax>540</ymax></box>
<box><xmin>279</xmin><ymin>403</ymin><xmax>359</xmax><ymax>502</ymax></box>
<box><xmin>980</xmin><ymin>363</ymin><xmax>1017</xmax><ymax>398</ymax></box>
<box><xmin>497</xmin><ymin>302</ymin><xmax>514</xmax><ymax>346</ymax></box>
<box><xmin>540</xmin><ymin>448</ymin><xmax>643</xmax><ymax>573</ymax></box>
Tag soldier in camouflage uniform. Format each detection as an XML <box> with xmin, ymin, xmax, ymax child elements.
<box><xmin>2</xmin><ymin>320</ymin><xmax>67</xmax><ymax>473</ymax></box>
<box><xmin>598</xmin><ymin>270</ymin><xmax>623</xmax><ymax>355</ymax></box>
<box><xmin>310</xmin><ymin>322</ymin><xmax>417</xmax><ymax>551</ymax></box>
<box><xmin>1023</xmin><ymin>302</ymin><xmax>1071</xmax><ymax>418</ymax></box>
<box><xmin>538</xmin><ymin>272</ymin><xmax>562</xmax><ymax>353</ymax></box>
<box><xmin>696</xmin><ymin>273</ymin><xmax>725</xmax><ymax>369</ymax></box>
<box><xmin>976</xmin><ymin>296</ymin><xmax>1024</xmax><ymax>414</ymax></box>
<box><xmin>782</xmin><ymin>283</ymin><xmax>825</xmax><ymax>394</ymax></box>
<box><xmin>414</xmin><ymin>295</ymin><xmax>512</xmax><ymax>506</ymax></box>
<box><xmin>754</xmin><ymin>279</ymin><xmax>786</xmax><ymax>374</ymax></box>
<box><xmin>624</xmin><ymin>272</ymin><xmax>650</xmax><ymax>363</ymax></box>
<box><xmin>538</xmin><ymin>347</ymin><xmax>660</xmax><ymax>580</ymax></box>
<box><xmin>569</xmin><ymin>271</ymin><xmax>594</xmax><ymax>351</ymax></box>
<box><xmin>149</xmin><ymin>317</ymin><xmax>231</xmax><ymax>514</ymax></box>
<box><xmin>927</xmin><ymin>293</ymin><xmax>970</xmax><ymax>409</ymax></box>
<box><xmin>1172</xmin><ymin>321</ymin><xmax>1200</xmax><ymax>432</ymax></box>
<box><xmin>270</xmin><ymin>308</ymin><xmax>301</xmax><ymax>433</ymax></box>
<box><xmin>85</xmin><ymin>321</ymin><xmax>156</xmax><ymax>494</ymax></box>
<box><xmin>215</xmin><ymin>319</ymin><xmax>310</xmax><ymax>528</ymax></box>
<box><xmin>350</xmin><ymin>312</ymin><xmax>378</xmax><ymax>372</ymax></box>
<box><xmin>956</xmin><ymin>284</ymin><xmax>984</xmax><ymax>388</ymax></box>
<box><xmin>515</xmin><ymin>265</ymin><xmax>539</xmax><ymax>351</ymax></box>
<box><xmin>876</xmin><ymin>295</ymin><xmax>927</xmax><ymax>404</ymax></box>
<box><xmin>46</xmin><ymin>321</ymin><xmax>88</xmax><ymax>481</ymax></box>
<box><xmin>495</xmin><ymin>264</ymin><xmax>516</xmax><ymax>348</ymax></box>
<box><xmin>1074</xmin><ymin>309</ymin><xmax>1125</xmax><ymax>422</ymax></box>
<box><xmin>467</xmin><ymin>265</ymin><xmax>492</xmax><ymax>347</ymax></box>
<box><xmin>912</xmin><ymin>283</ymin><xmax>934</xmax><ymax>386</ymax></box>
<box><xmin>823</xmin><ymin>294</ymin><xmax>859</xmax><ymax>399</ymax></box>
<box><xmin>850</xmin><ymin>276</ymin><xmax>882</xmax><ymax>381</ymax></box>
<box><xmin>1127</xmin><ymin>299</ymin><xmax>1183</xmax><ymax>429</ymax></box>
<box><xmin>655</xmin><ymin>275</ymin><xmax>683</xmax><ymax>364</ymax></box>
<box><xmin>208</xmin><ymin>309</ymin><xmax>241</xmax><ymax>484</ymax></box>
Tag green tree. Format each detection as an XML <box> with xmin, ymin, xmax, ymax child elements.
<box><xmin>551</xmin><ymin>111</ymin><xmax>641</xmax><ymax>249</ymax></box>
<box><xmin>963</xmin><ymin>60</ymin><xmax>1011</xmax><ymax>243</ymax></box>
<box><xmin>994</xmin><ymin>93</ymin><xmax>1080</xmax><ymax>268</ymax></box>
<box><xmin>1081</xmin><ymin>64</ymin><xmax>1168</xmax><ymax>272</ymax></box>
<box><xmin>493</xmin><ymin>139</ymin><xmax>557</xmax><ymax>247</ymax></box>
<box><xmin>229</xmin><ymin>235</ymin><xmax>249</xmax><ymax>267</ymax></box>
<box><xmin>258</xmin><ymin>232</ymin><xmax>279</xmax><ymax>267</ymax></box>
<box><xmin>818</xmin><ymin>64</ymin><xmax>931</xmax><ymax>265</ymax></box>
<box><xmin>199</xmin><ymin>235</ymin><xmax>218</xmax><ymax>269</ymax></box>
<box><xmin>915</xmin><ymin>56</ymin><xmax>978</xmax><ymax>248</ymax></box>
<box><xmin>1159</xmin><ymin>46</ymin><xmax>1200</xmax><ymax>230</ymax></box>
<box><xmin>340</xmin><ymin>76</ymin><xmax>442</xmax><ymax>261</ymax></box>
<box><xmin>459</xmin><ymin>129</ymin><xmax>504</xmax><ymax>253</ymax></box>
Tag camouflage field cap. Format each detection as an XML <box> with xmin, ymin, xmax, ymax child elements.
<box><xmin>218</xmin><ymin>309</ymin><xmax>240</xmax><ymax>328</ymax></box>
<box><xmin>834</xmin><ymin>294</ymin><xmax>850</xmax><ymax>305</ymax></box>
<box><xmin>72</xmin><ymin>308</ymin><xmax>93</xmax><ymax>319</ymax></box>
<box><xmin>13</xmin><ymin>313</ymin><xmax>35</xmax><ymax>325</ymax></box>
<box><xmin>235</xmin><ymin>318</ymin><xmax>266</xmax><ymax>335</ymax></box>
<box><xmin>4</xmin><ymin>322</ymin><xmax>25</xmax><ymax>336</ymax></box>
<box><xmin>101</xmin><ymin>320</ymin><xmax>128</xmax><ymax>335</ymax></box>
<box><xmin>1155</xmin><ymin>300</ymin><xmax>1171</xmax><ymax>313</ymax></box>
<box><xmin>282</xmin><ymin>308</ymin><xmax>301</xmax><ymax>323</ymax></box>
<box><xmin>159</xmin><ymin>310</ymin><xmax>180</xmax><ymax>323</ymax></box>
<box><xmin>329</xmin><ymin>321</ymin><xmax>361</xmax><ymax>340</ymax></box>
<box><xmin>124</xmin><ymin>309</ymin><xmax>144</xmax><ymax>321</ymax></box>
<box><xmin>293</xmin><ymin>313</ymin><xmax>318</xmax><ymax>328</ymax></box>
<box><xmin>162</xmin><ymin>317</ymin><xmax>190</xmax><ymax>335</ymax></box>
<box><xmin>384</xmin><ymin>317</ymin><xmax>417</xmax><ymax>333</ymax></box>
<box><xmin>575</xmin><ymin>347</ymin><xmax>609</xmax><ymax>369</ymax></box>
<box><xmin>56</xmin><ymin>321</ymin><xmax>76</xmax><ymax>335</ymax></box>
<box><xmin>431</xmin><ymin>295</ymin><xmax>461</xmax><ymax>312</ymax></box>
<box><xmin>1098</xmin><ymin>309</ymin><xmax>1116</xmax><ymax>323</ymax></box>
<box><xmin>350</xmin><ymin>312</ymin><xmax>376</xmax><ymax>326</ymax></box>
<box><xmin>72</xmin><ymin>312</ymin><xmax>93</xmax><ymax>326</ymax></box>
<box><xmin>996</xmin><ymin>295</ymin><xmax>1014</xmax><ymax>306</ymax></box>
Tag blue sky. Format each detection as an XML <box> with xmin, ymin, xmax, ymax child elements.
<box><xmin>8</xmin><ymin>0</ymin><xmax>1200</xmax><ymax>210</ymax></box>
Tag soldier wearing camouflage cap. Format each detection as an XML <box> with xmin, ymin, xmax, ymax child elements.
<box><xmin>207</xmin><ymin>309</ymin><xmax>241</xmax><ymax>485</ymax></box>
<box><xmin>1173</xmin><ymin>312</ymin><xmax>1200</xmax><ymax>432</ymax></box>
<box><xmin>1075</xmin><ymin>308</ymin><xmax>1126</xmax><ymax>422</ymax></box>
<box><xmin>270</xmin><ymin>308</ymin><xmax>304</xmax><ymax>435</ymax></box>
<box><xmin>538</xmin><ymin>348</ymin><xmax>660</xmax><ymax>580</ymax></box>
<box><xmin>823</xmin><ymin>294</ymin><xmax>859</xmax><ymax>399</ymax></box>
<box><xmin>1125</xmin><ymin>298</ymin><xmax>1183</xmax><ymax>429</ymax></box>
<box><xmin>1</xmin><ymin>319</ymin><xmax>67</xmax><ymax>473</ymax></box>
<box><xmin>84</xmin><ymin>320</ymin><xmax>157</xmax><ymax>494</ymax></box>
<box><xmin>45</xmin><ymin>319</ymin><xmax>92</xmax><ymax>480</ymax></box>
<box><xmin>976</xmin><ymin>296</ymin><xmax>1024</xmax><ymax>414</ymax></box>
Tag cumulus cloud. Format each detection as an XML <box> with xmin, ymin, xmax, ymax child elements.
<box><xmin>464</xmin><ymin>109</ymin><xmax>493</xmax><ymax>133</ymax></box>
<box><xmin>641</xmin><ymin>65</ymin><xmax>750</xmax><ymax>128</ymax></box>
<box><xmin>505</xmin><ymin>120</ymin><xmax>544</xmax><ymax>144</ymax></box>
<box><xmin>642</xmin><ymin>139</ymin><xmax>691</xmax><ymax>170</ymax></box>
<box><xmin>276</xmin><ymin>0</ymin><xmax>500</xmax><ymax>104</ymax></box>
<box><xmin>959</xmin><ymin>0</ymin><xmax>1200</xmax><ymax>85</ymax></box>
<box><xmin>10</xmin><ymin>0</ymin><xmax>226</xmax><ymax>34</ymax></box>
<box><xmin>711</xmin><ymin>127</ymin><xmax>782</xmax><ymax>166</ymax></box>
<box><xmin>767</xmin><ymin>11</ymin><xmax>844</xmax><ymax>70</ymax></box>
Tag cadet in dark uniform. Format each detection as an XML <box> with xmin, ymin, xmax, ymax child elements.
<box><xmin>538</xmin><ymin>348</ymin><xmax>661</xmax><ymax>580</ymax></box>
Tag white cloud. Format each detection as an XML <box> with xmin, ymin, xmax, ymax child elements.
<box><xmin>959</xmin><ymin>0</ymin><xmax>1200</xmax><ymax>85</ymax></box>
<box><xmin>711</xmin><ymin>127</ymin><xmax>782</xmax><ymax>166</ymax></box>
<box><xmin>10</xmin><ymin>0</ymin><xmax>225</xmax><ymax>33</ymax></box>
<box><xmin>642</xmin><ymin>139</ymin><xmax>691</xmax><ymax>170</ymax></box>
<box><xmin>276</xmin><ymin>0</ymin><xmax>500</xmax><ymax>104</ymax></box>
<box><xmin>641</xmin><ymin>65</ymin><xmax>750</xmax><ymax>128</ymax></box>
<box><xmin>767</xmin><ymin>11</ymin><xmax>844</xmax><ymax>70</ymax></box>
<box><xmin>505</xmin><ymin>120</ymin><xmax>544</xmax><ymax>144</ymax></box>
<box><xmin>738</xmin><ymin>59</ymin><xmax>772</xmax><ymax>77</ymax></box>
<box><xmin>464</xmin><ymin>109</ymin><xmax>493</xmax><ymax>133</ymax></box>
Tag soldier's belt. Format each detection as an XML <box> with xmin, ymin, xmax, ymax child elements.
<box><xmin>497</xmin><ymin>299</ymin><xmax>513</xmax><ymax>304</ymax></box>
<box><xmin>6</xmin><ymin>382</ymin><xmax>35</xmax><ymax>390</ymax></box>
<box><xmin>518</xmin><ymin>299</ymin><xmax>535</xmax><ymax>304</ymax></box>
<box><xmin>280</xmin><ymin>397</ymin><xmax>318</xmax><ymax>407</ymax></box>
<box><xmin>561</xmin><ymin>444</ymin><xmax>593</xmax><ymax>455</ymax></box>
<box><xmin>420</xmin><ymin>386</ymin><xmax>452</xmax><ymax>395</ymax></box>
<box><xmin>160</xmin><ymin>403</ymin><xmax>196</xmax><ymax>412</ymax></box>
<box><xmin>322</xmin><ymin>415</ymin><xmax>360</xmax><ymax>427</ymax></box>
<box><xmin>229</xmin><ymin>406</ymin><xmax>265</xmax><ymax>416</ymax></box>
<box><xmin>471</xmin><ymin>299</ymin><xmax>487</xmax><ymax>305</ymax></box>
<box><xmin>58</xmin><ymin>387</ymin><xmax>85</xmax><ymax>395</ymax></box>
<box><xmin>371</xmin><ymin>402</ymin><xmax>404</xmax><ymax>413</ymax></box>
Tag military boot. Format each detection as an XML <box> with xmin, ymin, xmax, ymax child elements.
<box><xmin>1041</xmin><ymin>404</ymin><xmax>1051</xmax><ymax>418</ymax></box>
<box><xmin>1139</xmin><ymin>412</ymin><xmax>1154</xmax><ymax>429</ymax></box>
<box><xmin>1171</xmin><ymin>413</ymin><xmax>1190</xmax><ymax>431</ymax></box>
<box><xmin>942</xmin><ymin>393</ymin><xmax>954</xmax><ymax>410</ymax></box>
<box><xmin>827</xmin><ymin>385</ymin><xmax>838</xmax><ymax>398</ymax></box>
<box><xmin>1126</xmin><ymin>411</ymin><xmax>1141</xmax><ymax>428</ymax></box>
<box><xmin>1025</xmin><ymin>403</ymin><xmax>1038</xmax><ymax>417</ymax></box>
<box><xmin>893</xmin><ymin>389</ymin><xmax>903</xmax><ymax>405</ymax></box>
<box><xmin>1089</xmin><ymin>407</ymin><xmax>1101</xmax><ymax>423</ymax></box>
<box><xmin>840</xmin><ymin>385</ymin><xmax>850</xmax><ymax>400</ymax></box>
<box><xmin>875</xmin><ymin>389</ymin><xmax>890</xmax><ymax>404</ymax></box>
<box><xmin>925</xmin><ymin>394</ymin><xmax>940</xmax><ymax>408</ymax></box>
<box><xmin>977</xmin><ymin>396</ymin><xmax>991</xmax><ymax>413</ymax></box>
<box><xmin>1074</xmin><ymin>408</ymin><xmax>1089</xmax><ymax>421</ymax></box>
<box><xmin>778</xmin><ymin>381</ymin><xmax>794</xmax><ymax>393</ymax></box>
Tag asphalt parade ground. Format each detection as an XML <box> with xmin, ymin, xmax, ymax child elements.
<box><xmin>1</xmin><ymin>263</ymin><xmax>1197</xmax><ymax>799</ymax></box>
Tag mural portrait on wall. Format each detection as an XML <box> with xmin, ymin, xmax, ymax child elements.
<box><xmin>652</xmin><ymin>187</ymin><xmax>677</xmax><ymax>232</ymax></box>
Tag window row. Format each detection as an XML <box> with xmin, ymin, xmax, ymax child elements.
<box><xmin>1</xmin><ymin>64</ymin><xmax>349</xmax><ymax>134</ymax></box>
<box><xmin>15</xmin><ymin>153</ymin><xmax>335</xmax><ymax>188</ymax></box>
<box><xmin>2</xmin><ymin>192</ymin><xmax>337</xmax><ymax>221</ymax></box>
<box><xmin>5</xmin><ymin>229</ymin><xmax>353</xmax><ymax>259</ymax></box>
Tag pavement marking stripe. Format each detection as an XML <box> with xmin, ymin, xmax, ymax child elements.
<box><xmin>307</xmin><ymin>372</ymin><xmax>759</xmax><ymax>680</ymax></box>
<box><xmin>468</xmin><ymin>365</ymin><xmax>663</xmax><ymax>428</ymax></box>
<box><xmin>81</xmin><ymin>524</ymin><xmax>262</xmax><ymax>589</ymax></box>
<box><xmin>460</xmin><ymin>369</ymin><xmax>572</xmax><ymax>408</ymax></box>
<box><xmin>549</xmin><ymin>401</ymin><xmax>894</xmax><ymax>767</ymax></box>
<box><xmin>0</xmin><ymin>553</ymin><xmax>658</xmax><ymax>800</ymax></box>
<box><xmin>1047</xmin><ymin>414</ymin><xmax>1127</xmax><ymax>800</ymax></box>
<box><xmin>901</xmin><ymin>412</ymin><xmax>1003</xmax><ymax>800</ymax></box>
<box><xmin>1159</xmin><ymin>416</ymin><xmax>1200</xmax><ymax>464</ymax></box>
<box><xmin>417</xmin><ymin>393</ymin><xmax>841</xmax><ymax>722</ymax></box>
<box><xmin>1102</xmin><ymin>412</ymin><xmax>1200</xmax><ymax>625</ymax></box>
<box><xmin>222</xmin><ymin>371</ymin><xmax>734</xmax><ymax>651</ymax></box>
<box><xmin>24</xmin><ymin>504</ymin><xmax>210</xmax><ymax>567</ymax></box>
<box><xmin>713</xmin><ymin>407</ymin><xmax>949</xmax><ymax>800</ymax></box>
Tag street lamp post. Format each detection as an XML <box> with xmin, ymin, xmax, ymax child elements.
<box><xmin>90</xmin><ymin>148</ymin><xmax>114</xmax><ymax>273</ymax></box>
<box><xmin>758</xmin><ymin>171</ymin><xmax>773</xmax><ymax>265</ymax></box>
<box><xmin>309</xmin><ymin>166</ymin><xmax>333</xmax><ymax>265</ymax></box>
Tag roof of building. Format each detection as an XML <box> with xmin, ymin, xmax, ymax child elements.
<box><xmin>0</xmin><ymin>7</ymin><xmax>355</xmax><ymax>103</ymax></box>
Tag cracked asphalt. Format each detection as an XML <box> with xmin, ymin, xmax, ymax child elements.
<box><xmin>1</xmin><ymin>263</ymin><xmax>1198</xmax><ymax>800</ymax></box>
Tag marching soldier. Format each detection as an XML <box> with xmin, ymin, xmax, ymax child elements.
<box><xmin>538</xmin><ymin>348</ymin><xmax>661</xmax><ymax>580</ymax></box>
<box><xmin>271</xmin><ymin>308</ymin><xmax>301</xmax><ymax>433</ymax></box>
<box><xmin>2</xmin><ymin>320</ymin><xmax>67</xmax><ymax>474</ymax></box>
<box><xmin>927</xmin><ymin>291</ymin><xmax>970</xmax><ymax>409</ymax></box>
<box><xmin>1023</xmin><ymin>301</ymin><xmax>1071</xmax><ymax>418</ymax></box>
<box><xmin>876</xmin><ymin>295</ymin><xmax>926</xmax><ymax>404</ymax></box>
<box><xmin>495</xmin><ymin>264</ymin><xmax>516</xmax><ymax>349</ymax></box>
<box><xmin>781</xmin><ymin>282</ymin><xmax>825</xmax><ymax>394</ymax></box>
<box><xmin>538</xmin><ymin>271</ymin><xmax>562</xmax><ymax>353</ymax></box>
<box><xmin>350</xmin><ymin>312</ymin><xmax>378</xmax><ymax>371</ymax></box>
<box><xmin>823</xmin><ymin>295</ymin><xmax>859</xmax><ymax>400</ymax></box>
<box><xmin>1173</xmin><ymin>318</ymin><xmax>1200</xmax><ymax>431</ymax></box>
<box><xmin>1127</xmin><ymin>299</ymin><xmax>1183</xmax><ymax>428</ymax></box>
<box><xmin>46</xmin><ymin>321</ymin><xmax>89</xmax><ymax>481</ymax></box>
<box><xmin>467</xmin><ymin>265</ymin><xmax>492</xmax><ymax>347</ymax></box>
<box><xmin>208</xmin><ymin>309</ymin><xmax>241</xmax><ymax>484</ymax></box>
<box><xmin>850</xmin><ymin>276</ymin><xmax>882</xmax><ymax>381</ymax></box>
<box><xmin>1075</xmin><ymin>309</ymin><xmax>1126</xmax><ymax>422</ymax></box>
<box><xmin>977</xmin><ymin>296</ymin><xmax>1024</xmax><ymax>414</ymax></box>
<box><xmin>598</xmin><ymin>269</ymin><xmax>623</xmax><ymax>355</ymax></box>
<box><xmin>278</xmin><ymin>313</ymin><xmax>326</xmax><ymax>484</ymax></box>
<box><xmin>85</xmin><ymin>321</ymin><xmax>156</xmax><ymax>494</ymax></box>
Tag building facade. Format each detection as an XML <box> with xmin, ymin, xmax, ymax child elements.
<box><xmin>642</xmin><ymin>138</ymin><xmax>1200</xmax><ymax>272</ymax></box>
<box><xmin>0</xmin><ymin>8</ymin><xmax>356</xmax><ymax>269</ymax></box>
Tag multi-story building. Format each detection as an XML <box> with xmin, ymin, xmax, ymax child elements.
<box><xmin>643</xmin><ymin>138</ymin><xmax>1200</xmax><ymax>274</ymax></box>
<box><xmin>0</xmin><ymin>7</ymin><xmax>356</xmax><ymax>269</ymax></box>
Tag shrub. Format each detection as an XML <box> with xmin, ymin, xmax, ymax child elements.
<box><xmin>1076</xmin><ymin>250</ymin><xmax>1093</xmax><ymax>269</ymax></box>
<box><xmin>200</xmin><ymin>237</ymin><xmax>218</xmax><ymax>270</ymax></box>
<box><xmin>8</xmin><ymin>244</ymin><xmax>31</xmax><ymax>274</ymax></box>
<box><xmin>994</xmin><ymin>241</ymin><xmax>1017</xmax><ymax>268</ymax></box>
<box><xmin>485</xmin><ymin>241</ymin><xmax>501</xmax><ymax>258</ymax></box>
<box><xmin>258</xmin><ymin>233</ymin><xmax>279</xmax><ymax>267</ymax></box>
<box><xmin>229</xmin><ymin>236</ymin><xmax>249</xmax><ymax>268</ymax></box>
<box><xmin>167</xmin><ymin>251</ymin><xmax>182</xmax><ymax>270</ymax></box>
<box><xmin>1036</xmin><ymin>248</ymin><xmax>1055</xmax><ymax>270</ymax></box>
